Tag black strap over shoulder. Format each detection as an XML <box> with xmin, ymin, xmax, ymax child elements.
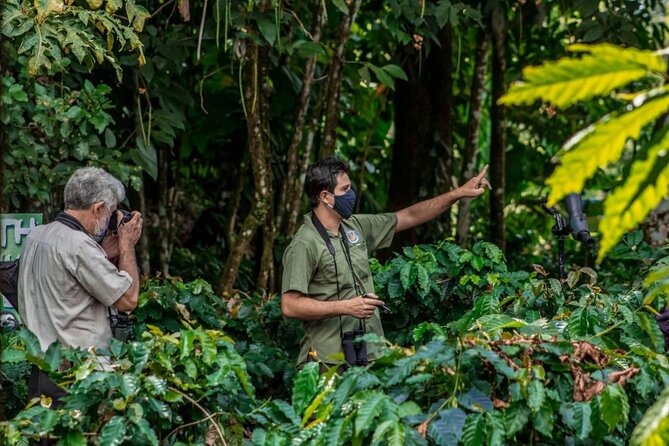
<box><xmin>311</xmin><ymin>213</ymin><xmax>336</xmax><ymax>258</ymax></box>
<box><xmin>54</xmin><ymin>212</ymin><xmax>87</xmax><ymax>233</ymax></box>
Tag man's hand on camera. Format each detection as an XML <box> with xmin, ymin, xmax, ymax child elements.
<box><xmin>101</xmin><ymin>233</ymin><xmax>120</xmax><ymax>263</ymax></box>
<box><xmin>459</xmin><ymin>164</ymin><xmax>492</xmax><ymax>198</ymax></box>
<box><xmin>346</xmin><ymin>293</ymin><xmax>385</xmax><ymax>319</ymax></box>
<box><xmin>117</xmin><ymin>211</ymin><xmax>143</xmax><ymax>250</ymax></box>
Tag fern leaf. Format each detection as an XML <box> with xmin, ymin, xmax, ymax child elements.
<box><xmin>546</xmin><ymin>94</ymin><xmax>669</xmax><ymax>207</ymax></box>
<box><xmin>630</xmin><ymin>385</ymin><xmax>669</xmax><ymax>446</ymax></box>
<box><xmin>596</xmin><ymin>128</ymin><xmax>669</xmax><ymax>261</ymax></box>
<box><xmin>500</xmin><ymin>43</ymin><xmax>665</xmax><ymax>108</ymax></box>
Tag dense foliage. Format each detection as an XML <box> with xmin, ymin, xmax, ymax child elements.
<box><xmin>2</xmin><ymin>236</ymin><xmax>669</xmax><ymax>444</ymax></box>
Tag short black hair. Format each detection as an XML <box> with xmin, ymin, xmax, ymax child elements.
<box><xmin>305</xmin><ymin>156</ymin><xmax>350</xmax><ymax>209</ymax></box>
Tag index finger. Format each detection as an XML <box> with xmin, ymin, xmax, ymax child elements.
<box><xmin>367</xmin><ymin>298</ymin><xmax>386</xmax><ymax>306</ymax></box>
<box><xmin>476</xmin><ymin>164</ymin><xmax>489</xmax><ymax>179</ymax></box>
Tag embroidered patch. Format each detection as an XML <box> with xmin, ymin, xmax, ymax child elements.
<box><xmin>346</xmin><ymin>230</ymin><xmax>361</xmax><ymax>244</ymax></box>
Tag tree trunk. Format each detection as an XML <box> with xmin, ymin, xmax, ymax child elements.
<box><xmin>132</xmin><ymin>68</ymin><xmax>151</xmax><ymax>274</ymax></box>
<box><xmin>456</xmin><ymin>31</ymin><xmax>489</xmax><ymax>247</ymax></box>
<box><xmin>276</xmin><ymin>2</ymin><xmax>325</xmax><ymax>235</ymax></box>
<box><xmin>285</xmin><ymin>80</ymin><xmax>328</xmax><ymax>237</ymax></box>
<box><xmin>219</xmin><ymin>38</ymin><xmax>272</xmax><ymax>295</ymax></box>
<box><xmin>256</xmin><ymin>44</ymin><xmax>275</xmax><ymax>293</ymax></box>
<box><xmin>137</xmin><ymin>183</ymin><xmax>150</xmax><ymax>273</ymax></box>
<box><xmin>432</xmin><ymin>25</ymin><xmax>454</xmax><ymax>235</ymax></box>
<box><xmin>387</xmin><ymin>26</ymin><xmax>454</xmax><ymax>248</ymax></box>
<box><xmin>321</xmin><ymin>0</ymin><xmax>363</xmax><ymax>157</ymax></box>
<box><xmin>157</xmin><ymin>143</ymin><xmax>171</xmax><ymax>275</ymax></box>
<box><xmin>490</xmin><ymin>6</ymin><xmax>507</xmax><ymax>251</ymax></box>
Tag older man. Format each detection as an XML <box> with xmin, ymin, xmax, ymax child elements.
<box><xmin>18</xmin><ymin>167</ymin><xmax>143</xmax><ymax>405</ymax></box>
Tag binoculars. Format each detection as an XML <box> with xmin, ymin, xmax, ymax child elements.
<box><xmin>341</xmin><ymin>329</ymin><xmax>368</xmax><ymax>366</ymax></box>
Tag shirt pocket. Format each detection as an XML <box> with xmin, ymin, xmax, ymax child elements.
<box><xmin>347</xmin><ymin>240</ymin><xmax>371</xmax><ymax>283</ymax></box>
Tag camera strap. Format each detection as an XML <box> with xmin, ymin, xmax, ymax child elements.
<box><xmin>310</xmin><ymin>214</ymin><xmax>365</xmax><ymax>335</ymax></box>
<box><xmin>55</xmin><ymin>212</ymin><xmax>87</xmax><ymax>233</ymax></box>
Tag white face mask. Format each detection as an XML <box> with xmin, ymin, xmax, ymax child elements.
<box><xmin>93</xmin><ymin>208</ymin><xmax>111</xmax><ymax>243</ymax></box>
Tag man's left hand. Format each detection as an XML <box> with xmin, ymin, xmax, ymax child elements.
<box><xmin>459</xmin><ymin>165</ymin><xmax>492</xmax><ymax>198</ymax></box>
<box><xmin>101</xmin><ymin>233</ymin><xmax>120</xmax><ymax>263</ymax></box>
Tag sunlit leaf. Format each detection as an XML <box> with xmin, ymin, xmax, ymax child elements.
<box><xmin>546</xmin><ymin>93</ymin><xmax>669</xmax><ymax>207</ymax></box>
<box><xmin>597</xmin><ymin>128</ymin><xmax>669</xmax><ymax>261</ymax></box>
<box><xmin>499</xmin><ymin>44</ymin><xmax>665</xmax><ymax>108</ymax></box>
<box><xmin>630</xmin><ymin>385</ymin><xmax>669</xmax><ymax>446</ymax></box>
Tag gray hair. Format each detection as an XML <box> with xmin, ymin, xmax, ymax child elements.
<box><xmin>64</xmin><ymin>167</ymin><xmax>126</xmax><ymax>210</ymax></box>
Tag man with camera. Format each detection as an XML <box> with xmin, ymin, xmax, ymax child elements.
<box><xmin>17</xmin><ymin>167</ymin><xmax>143</xmax><ymax>406</ymax></box>
<box><xmin>281</xmin><ymin>156</ymin><xmax>491</xmax><ymax>369</ymax></box>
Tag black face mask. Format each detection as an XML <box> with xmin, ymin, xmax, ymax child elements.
<box><xmin>328</xmin><ymin>189</ymin><xmax>356</xmax><ymax>219</ymax></box>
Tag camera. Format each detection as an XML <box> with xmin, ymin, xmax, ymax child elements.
<box><xmin>341</xmin><ymin>329</ymin><xmax>368</xmax><ymax>366</ymax></box>
<box><xmin>109</xmin><ymin>311</ymin><xmax>134</xmax><ymax>342</ymax></box>
<box><xmin>108</xmin><ymin>209</ymin><xmax>133</xmax><ymax>233</ymax></box>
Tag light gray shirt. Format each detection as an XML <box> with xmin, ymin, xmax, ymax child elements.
<box><xmin>17</xmin><ymin>220</ymin><xmax>132</xmax><ymax>352</ymax></box>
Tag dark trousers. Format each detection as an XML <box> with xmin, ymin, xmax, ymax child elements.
<box><xmin>27</xmin><ymin>366</ymin><xmax>67</xmax><ymax>445</ymax></box>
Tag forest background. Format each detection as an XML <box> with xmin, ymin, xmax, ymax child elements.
<box><xmin>4</xmin><ymin>0</ymin><xmax>669</xmax><ymax>445</ymax></box>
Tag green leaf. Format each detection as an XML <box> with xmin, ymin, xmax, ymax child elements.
<box><xmin>534</xmin><ymin>405</ymin><xmax>554</xmax><ymax>438</ymax></box>
<box><xmin>461</xmin><ymin>413</ymin><xmax>485</xmax><ymax>446</ymax></box>
<box><xmin>428</xmin><ymin>408</ymin><xmax>467</xmax><ymax>445</ymax></box>
<box><xmin>196</xmin><ymin>330</ymin><xmax>217</xmax><ymax>365</ymax></box>
<box><xmin>573</xmin><ymin>402</ymin><xmax>593</xmax><ymax>440</ymax></box>
<box><xmin>368</xmin><ymin>63</ymin><xmax>395</xmax><ymax>90</ymax></box>
<box><xmin>382</xmin><ymin>64</ymin><xmax>408</xmax><ymax>81</ymax></box>
<box><xmin>567</xmin><ymin>308</ymin><xmax>590</xmax><ymax>338</ymax></box>
<box><xmin>485</xmin><ymin>411</ymin><xmax>505</xmax><ymax>446</ymax></box>
<box><xmin>120</xmin><ymin>374</ymin><xmax>140</xmax><ymax>398</ymax></box>
<box><xmin>471</xmin><ymin>314</ymin><xmax>526</xmax><ymax>332</ymax></box>
<box><xmin>499</xmin><ymin>43</ymin><xmax>666</xmax><ymax>108</ymax></box>
<box><xmin>292</xmin><ymin>362</ymin><xmax>319</xmax><ymax>416</ymax></box>
<box><xmin>597</xmin><ymin>127</ymin><xmax>669</xmax><ymax>261</ymax></box>
<box><xmin>416</xmin><ymin>264</ymin><xmax>430</xmax><ymax>297</ymax></box>
<box><xmin>98</xmin><ymin>416</ymin><xmax>127</xmax><ymax>446</ymax></box>
<box><xmin>34</xmin><ymin>0</ymin><xmax>64</xmax><ymax>22</ymax></box>
<box><xmin>355</xmin><ymin>391</ymin><xmax>386</xmax><ymax>436</ymax></box>
<box><xmin>638</xmin><ymin>311</ymin><xmax>665</xmax><ymax>351</ymax></box>
<box><xmin>599</xmin><ymin>384</ymin><xmax>630</xmax><ymax>431</ymax></box>
<box><xmin>58</xmin><ymin>431</ymin><xmax>86</xmax><ymax>446</ymax></box>
<box><xmin>180</xmin><ymin>330</ymin><xmax>194</xmax><ymax>360</ymax></box>
<box><xmin>505</xmin><ymin>403</ymin><xmax>530</xmax><ymax>436</ymax></box>
<box><xmin>400</xmin><ymin>262</ymin><xmax>417</xmax><ymax>290</ymax></box>
<box><xmin>331</xmin><ymin>0</ymin><xmax>349</xmax><ymax>14</ymax></box>
<box><xmin>527</xmin><ymin>380</ymin><xmax>546</xmax><ymax>414</ymax></box>
<box><xmin>256</xmin><ymin>15</ymin><xmax>277</xmax><ymax>46</ymax></box>
<box><xmin>630</xmin><ymin>385</ymin><xmax>669</xmax><ymax>446</ymax></box>
<box><xmin>546</xmin><ymin>93</ymin><xmax>669</xmax><ymax>207</ymax></box>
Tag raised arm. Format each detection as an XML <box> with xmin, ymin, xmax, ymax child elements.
<box><xmin>395</xmin><ymin>165</ymin><xmax>491</xmax><ymax>233</ymax></box>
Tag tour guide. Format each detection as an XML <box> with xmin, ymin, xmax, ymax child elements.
<box><xmin>281</xmin><ymin>156</ymin><xmax>491</xmax><ymax>368</ymax></box>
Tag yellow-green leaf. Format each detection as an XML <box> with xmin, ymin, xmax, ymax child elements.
<box><xmin>546</xmin><ymin>93</ymin><xmax>669</xmax><ymax>206</ymax></box>
<box><xmin>105</xmin><ymin>0</ymin><xmax>122</xmax><ymax>14</ymax></box>
<box><xmin>597</xmin><ymin>128</ymin><xmax>669</xmax><ymax>261</ymax></box>
<box><xmin>34</xmin><ymin>0</ymin><xmax>64</xmax><ymax>22</ymax></box>
<box><xmin>630</xmin><ymin>385</ymin><xmax>669</xmax><ymax>446</ymax></box>
<box><xmin>499</xmin><ymin>44</ymin><xmax>665</xmax><ymax>108</ymax></box>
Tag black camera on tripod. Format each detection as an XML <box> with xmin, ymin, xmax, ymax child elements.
<box><xmin>341</xmin><ymin>329</ymin><xmax>368</xmax><ymax>366</ymax></box>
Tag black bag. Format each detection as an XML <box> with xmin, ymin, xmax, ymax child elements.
<box><xmin>0</xmin><ymin>260</ymin><xmax>20</xmax><ymax>310</ymax></box>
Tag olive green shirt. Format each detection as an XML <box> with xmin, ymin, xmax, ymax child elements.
<box><xmin>282</xmin><ymin>212</ymin><xmax>397</xmax><ymax>366</ymax></box>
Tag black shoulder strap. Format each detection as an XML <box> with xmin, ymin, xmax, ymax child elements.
<box><xmin>311</xmin><ymin>214</ymin><xmax>336</xmax><ymax>258</ymax></box>
<box><xmin>54</xmin><ymin>212</ymin><xmax>86</xmax><ymax>233</ymax></box>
